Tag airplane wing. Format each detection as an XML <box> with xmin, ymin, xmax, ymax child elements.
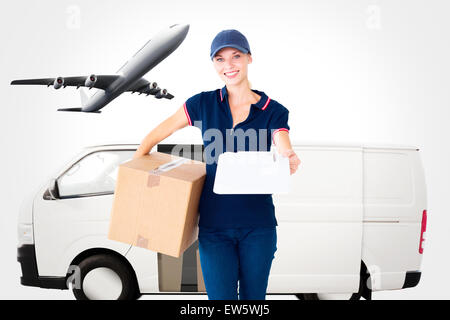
<box><xmin>10</xmin><ymin>75</ymin><xmax>121</xmax><ymax>90</ymax></box>
<box><xmin>126</xmin><ymin>78</ymin><xmax>174</xmax><ymax>99</ymax></box>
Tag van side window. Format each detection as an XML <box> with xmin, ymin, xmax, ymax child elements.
<box><xmin>57</xmin><ymin>150</ymin><xmax>134</xmax><ymax>198</ymax></box>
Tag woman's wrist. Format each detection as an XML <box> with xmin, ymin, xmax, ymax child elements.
<box><xmin>279</xmin><ymin>148</ymin><xmax>294</xmax><ymax>157</ymax></box>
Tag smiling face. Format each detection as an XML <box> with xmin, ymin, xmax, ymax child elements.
<box><xmin>212</xmin><ymin>47</ymin><xmax>252</xmax><ymax>86</ymax></box>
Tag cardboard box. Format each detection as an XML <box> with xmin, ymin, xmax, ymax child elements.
<box><xmin>108</xmin><ymin>151</ymin><xmax>206</xmax><ymax>258</ymax></box>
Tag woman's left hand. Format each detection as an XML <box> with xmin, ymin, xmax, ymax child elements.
<box><xmin>281</xmin><ymin>149</ymin><xmax>301</xmax><ymax>175</ymax></box>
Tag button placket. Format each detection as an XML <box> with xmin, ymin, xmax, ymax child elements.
<box><xmin>222</xmin><ymin>88</ymin><xmax>257</xmax><ymax>137</ymax></box>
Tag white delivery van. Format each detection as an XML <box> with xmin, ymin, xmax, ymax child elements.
<box><xmin>17</xmin><ymin>143</ymin><xmax>427</xmax><ymax>300</ymax></box>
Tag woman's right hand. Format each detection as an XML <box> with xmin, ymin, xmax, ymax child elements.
<box><xmin>133</xmin><ymin>104</ymin><xmax>190</xmax><ymax>159</ymax></box>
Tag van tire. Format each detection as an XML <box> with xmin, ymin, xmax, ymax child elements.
<box><xmin>298</xmin><ymin>292</ymin><xmax>361</xmax><ymax>300</ymax></box>
<box><xmin>72</xmin><ymin>254</ymin><xmax>139</xmax><ymax>300</ymax></box>
<box><xmin>295</xmin><ymin>261</ymin><xmax>370</xmax><ymax>300</ymax></box>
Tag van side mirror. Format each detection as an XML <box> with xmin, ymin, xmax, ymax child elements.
<box><xmin>43</xmin><ymin>179</ymin><xmax>60</xmax><ymax>200</ymax></box>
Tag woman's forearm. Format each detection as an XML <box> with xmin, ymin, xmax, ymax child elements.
<box><xmin>274</xmin><ymin>131</ymin><xmax>293</xmax><ymax>155</ymax></box>
<box><xmin>273</xmin><ymin>131</ymin><xmax>301</xmax><ymax>175</ymax></box>
<box><xmin>134</xmin><ymin>105</ymin><xmax>189</xmax><ymax>158</ymax></box>
<box><xmin>134</xmin><ymin>124</ymin><xmax>166</xmax><ymax>157</ymax></box>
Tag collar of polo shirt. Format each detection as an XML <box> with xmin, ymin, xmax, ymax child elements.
<box><xmin>220</xmin><ymin>86</ymin><xmax>271</xmax><ymax>110</ymax></box>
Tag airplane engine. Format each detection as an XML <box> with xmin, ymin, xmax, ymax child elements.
<box><xmin>146</xmin><ymin>82</ymin><xmax>160</xmax><ymax>95</ymax></box>
<box><xmin>155</xmin><ymin>88</ymin><xmax>168</xmax><ymax>99</ymax></box>
<box><xmin>53</xmin><ymin>77</ymin><xmax>64</xmax><ymax>89</ymax></box>
<box><xmin>84</xmin><ymin>74</ymin><xmax>97</xmax><ymax>88</ymax></box>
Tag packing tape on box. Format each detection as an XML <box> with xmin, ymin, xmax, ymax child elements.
<box><xmin>147</xmin><ymin>157</ymin><xmax>190</xmax><ymax>188</ymax></box>
<box><xmin>136</xmin><ymin>234</ymin><xmax>149</xmax><ymax>249</ymax></box>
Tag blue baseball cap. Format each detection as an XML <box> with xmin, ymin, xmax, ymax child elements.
<box><xmin>210</xmin><ymin>29</ymin><xmax>251</xmax><ymax>60</ymax></box>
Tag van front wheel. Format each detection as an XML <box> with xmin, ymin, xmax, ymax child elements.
<box><xmin>72</xmin><ymin>254</ymin><xmax>139</xmax><ymax>300</ymax></box>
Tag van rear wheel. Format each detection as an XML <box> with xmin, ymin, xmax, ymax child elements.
<box><xmin>297</xmin><ymin>292</ymin><xmax>361</xmax><ymax>300</ymax></box>
<box><xmin>295</xmin><ymin>261</ymin><xmax>370</xmax><ymax>300</ymax></box>
<box><xmin>72</xmin><ymin>254</ymin><xmax>139</xmax><ymax>300</ymax></box>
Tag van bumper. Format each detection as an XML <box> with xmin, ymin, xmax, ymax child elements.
<box><xmin>17</xmin><ymin>244</ymin><xmax>67</xmax><ymax>290</ymax></box>
<box><xmin>402</xmin><ymin>271</ymin><xmax>421</xmax><ymax>289</ymax></box>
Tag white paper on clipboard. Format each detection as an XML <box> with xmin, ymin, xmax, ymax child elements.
<box><xmin>213</xmin><ymin>151</ymin><xmax>291</xmax><ymax>194</ymax></box>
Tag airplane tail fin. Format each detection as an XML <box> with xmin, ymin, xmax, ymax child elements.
<box><xmin>57</xmin><ymin>107</ymin><xmax>101</xmax><ymax>113</ymax></box>
<box><xmin>56</xmin><ymin>88</ymin><xmax>88</xmax><ymax>112</ymax></box>
<box><xmin>79</xmin><ymin>88</ymin><xmax>88</xmax><ymax>106</ymax></box>
<box><xmin>57</xmin><ymin>107</ymin><xmax>83</xmax><ymax>112</ymax></box>
<box><xmin>57</xmin><ymin>88</ymin><xmax>99</xmax><ymax>113</ymax></box>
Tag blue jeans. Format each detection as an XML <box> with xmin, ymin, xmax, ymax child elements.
<box><xmin>198</xmin><ymin>226</ymin><xmax>277</xmax><ymax>300</ymax></box>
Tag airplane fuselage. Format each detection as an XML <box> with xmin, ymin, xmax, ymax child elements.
<box><xmin>83</xmin><ymin>24</ymin><xmax>189</xmax><ymax>112</ymax></box>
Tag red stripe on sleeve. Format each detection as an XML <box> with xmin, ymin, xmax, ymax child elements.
<box><xmin>183</xmin><ymin>102</ymin><xmax>192</xmax><ymax>126</ymax></box>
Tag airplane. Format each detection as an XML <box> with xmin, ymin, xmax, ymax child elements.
<box><xmin>10</xmin><ymin>24</ymin><xmax>190</xmax><ymax>113</ymax></box>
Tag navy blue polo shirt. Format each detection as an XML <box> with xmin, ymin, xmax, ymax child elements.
<box><xmin>183</xmin><ymin>86</ymin><xmax>290</xmax><ymax>228</ymax></box>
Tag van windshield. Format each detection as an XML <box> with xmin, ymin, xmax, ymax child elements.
<box><xmin>57</xmin><ymin>150</ymin><xmax>134</xmax><ymax>198</ymax></box>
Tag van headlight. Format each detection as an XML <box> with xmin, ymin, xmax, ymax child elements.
<box><xmin>18</xmin><ymin>223</ymin><xmax>34</xmax><ymax>246</ymax></box>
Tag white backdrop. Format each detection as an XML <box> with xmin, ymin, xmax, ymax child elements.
<box><xmin>1</xmin><ymin>0</ymin><xmax>449</xmax><ymax>299</ymax></box>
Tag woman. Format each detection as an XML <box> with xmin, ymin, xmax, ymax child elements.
<box><xmin>134</xmin><ymin>29</ymin><xmax>300</xmax><ymax>300</ymax></box>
